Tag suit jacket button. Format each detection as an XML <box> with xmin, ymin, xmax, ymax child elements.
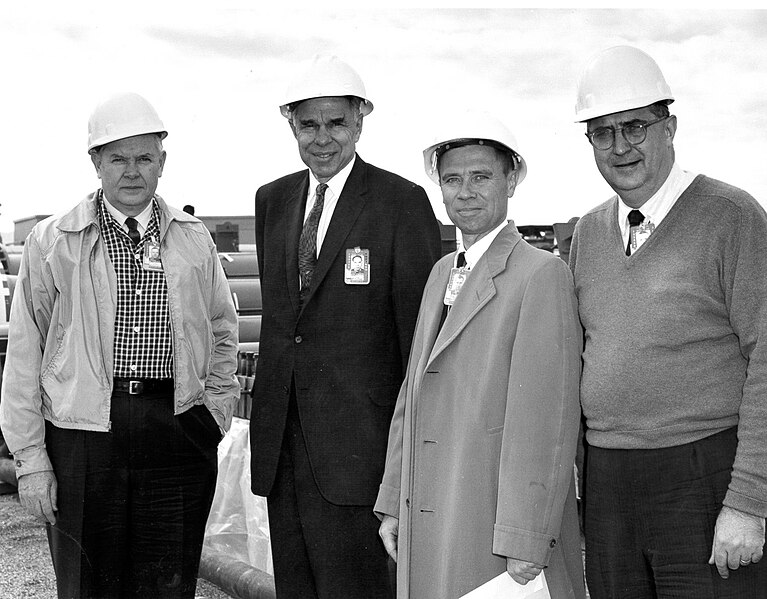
<box><xmin>294</xmin><ymin>335</ymin><xmax>303</xmax><ymax>344</ymax></box>
<box><xmin>549</xmin><ymin>538</ymin><xmax>557</xmax><ymax>548</ymax></box>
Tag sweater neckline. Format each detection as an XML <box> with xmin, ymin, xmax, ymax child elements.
<box><xmin>613</xmin><ymin>174</ymin><xmax>704</xmax><ymax>261</ymax></box>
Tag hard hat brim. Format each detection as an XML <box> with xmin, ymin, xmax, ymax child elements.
<box><xmin>575</xmin><ymin>96</ymin><xmax>674</xmax><ymax>123</ymax></box>
<box><xmin>279</xmin><ymin>97</ymin><xmax>373</xmax><ymax>119</ymax></box>
<box><xmin>88</xmin><ymin>129</ymin><xmax>168</xmax><ymax>152</ymax></box>
<box><xmin>423</xmin><ymin>138</ymin><xmax>527</xmax><ymax>187</ymax></box>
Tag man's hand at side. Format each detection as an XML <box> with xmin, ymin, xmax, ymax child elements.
<box><xmin>379</xmin><ymin>515</ymin><xmax>399</xmax><ymax>562</ymax></box>
<box><xmin>708</xmin><ymin>505</ymin><xmax>765</xmax><ymax>578</ymax></box>
<box><xmin>18</xmin><ymin>470</ymin><xmax>58</xmax><ymax>525</ymax></box>
<box><xmin>506</xmin><ymin>558</ymin><xmax>544</xmax><ymax>585</ymax></box>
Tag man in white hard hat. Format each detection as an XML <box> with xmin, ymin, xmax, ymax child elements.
<box><xmin>375</xmin><ymin>110</ymin><xmax>585</xmax><ymax>599</ymax></box>
<box><xmin>570</xmin><ymin>45</ymin><xmax>767</xmax><ymax>597</ymax></box>
<box><xmin>0</xmin><ymin>92</ymin><xmax>239</xmax><ymax>598</ymax></box>
<box><xmin>249</xmin><ymin>55</ymin><xmax>441</xmax><ymax>598</ymax></box>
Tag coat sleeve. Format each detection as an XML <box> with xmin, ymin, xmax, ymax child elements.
<box><xmin>723</xmin><ymin>195</ymin><xmax>767</xmax><ymax>517</ymax></box>
<box><xmin>0</xmin><ymin>233</ymin><xmax>56</xmax><ymax>477</ymax></box>
<box><xmin>374</xmin><ymin>374</ymin><xmax>409</xmax><ymax>520</ymax></box>
<box><xmin>492</xmin><ymin>257</ymin><xmax>582</xmax><ymax>565</ymax></box>
<box><xmin>392</xmin><ymin>185</ymin><xmax>441</xmax><ymax>373</ymax></box>
<box><xmin>203</xmin><ymin>234</ymin><xmax>240</xmax><ymax>433</ymax></box>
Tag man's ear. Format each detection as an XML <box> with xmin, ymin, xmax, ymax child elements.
<box><xmin>665</xmin><ymin>114</ymin><xmax>677</xmax><ymax>141</ymax></box>
<box><xmin>506</xmin><ymin>171</ymin><xmax>518</xmax><ymax>198</ymax></box>
<box><xmin>90</xmin><ymin>151</ymin><xmax>102</xmax><ymax>179</ymax></box>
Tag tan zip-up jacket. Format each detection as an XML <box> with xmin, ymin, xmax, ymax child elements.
<box><xmin>0</xmin><ymin>192</ymin><xmax>239</xmax><ymax>477</ymax></box>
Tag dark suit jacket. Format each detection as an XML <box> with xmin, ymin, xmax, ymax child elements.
<box><xmin>250</xmin><ymin>155</ymin><xmax>442</xmax><ymax>505</ymax></box>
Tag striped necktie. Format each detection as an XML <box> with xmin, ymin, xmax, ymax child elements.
<box><xmin>298</xmin><ymin>183</ymin><xmax>328</xmax><ymax>304</ymax></box>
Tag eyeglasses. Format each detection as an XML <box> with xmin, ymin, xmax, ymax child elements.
<box><xmin>585</xmin><ymin>116</ymin><xmax>668</xmax><ymax>150</ymax></box>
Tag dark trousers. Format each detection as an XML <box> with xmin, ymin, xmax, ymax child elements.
<box><xmin>45</xmin><ymin>391</ymin><xmax>219</xmax><ymax>599</ymax></box>
<box><xmin>584</xmin><ymin>427</ymin><xmax>767</xmax><ymax>598</ymax></box>
<box><xmin>266</xmin><ymin>391</ymin><xmax>393</xmax><ymax>599</ymax></box>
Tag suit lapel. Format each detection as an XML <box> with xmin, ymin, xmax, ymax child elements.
<box><xmin>426</xmin><ymin>225</ymin><xmax>522</xmax><ymax>367</ymax></box>
<box><xmin>306</xmin><ymin>157</ymin><xmax>368</xmax><ymax>302</ymax></box>
<box><xmin>285</xmin><ymin>172</ymin><xmax>310</xmax><ymax>315</ymax></box>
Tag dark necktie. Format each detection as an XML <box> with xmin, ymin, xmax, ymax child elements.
<box><xmin>625</xmin><ymin>209</ymin><xmax>644</xmax><ymax>256</ymax></box>
<box><xmin>298</xmin><ymin>183</ymin><xmax>328</xmax><ymax>303</ymax></box>
<box><xmin>125</xmin><ymin>217</ymin><xmax>141</xmax><ymax>247</ymax></box>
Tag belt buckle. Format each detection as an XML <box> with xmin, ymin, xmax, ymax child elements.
<box><xmin>128</xmin><ymin>380</ymin><xmax>142</xmax><ymax>395</ymax></box>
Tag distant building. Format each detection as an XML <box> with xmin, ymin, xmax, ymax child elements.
<box><xmin>14</xmin><ymin>215</ymin><xmax>51</xmax><ymax>244</ymax></box>
<box><xmin>198</xmin><ymin>216</ymin><xmax>255</xmax><ymax>251</ymax></box>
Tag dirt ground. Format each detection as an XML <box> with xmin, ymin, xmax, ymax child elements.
<box><xmin>0</xmin><ymin>492</ymin><xmax>234</xmax><ymax>598</ymax></box>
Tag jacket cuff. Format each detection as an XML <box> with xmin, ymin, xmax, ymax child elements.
<box><xmin>374</xmin><ymin>483</ymin><xmax>400</xmax><ymax>520</ymax></box>
<box><xmin>12</xmin><ymin>446</ymin><xmax>54</xmax><ymax>478</ymax></box>
<box><xmin>492</xmin><ymin>523</ymin><xmax>558</xmax><ymax>566</ymax></box>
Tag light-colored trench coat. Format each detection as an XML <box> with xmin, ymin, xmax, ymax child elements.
<box><xmin>375</xmin><ymin>224</ymin><xmax>585</xmax><ymax>599</ymax></box>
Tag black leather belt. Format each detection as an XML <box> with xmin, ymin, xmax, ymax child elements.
<box><xmin>113</xmin><ymin>378</ymin><xmax>174</xmax><ymax>395</ymax></box>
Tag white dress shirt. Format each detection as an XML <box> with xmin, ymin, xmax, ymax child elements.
<box><xmin>304</xmin><ymin>156</ymin><xmax>356</xmax><ymax>257</ymax></box>
<box><xmin>458</xmin><ymin>220</ymin><xmax>510</xmax><ymax>270</ymax></box>
<box><xmin>102</xmin><ymin>195</ymin><xmax>154</xmax><ymax>239</ymax></box>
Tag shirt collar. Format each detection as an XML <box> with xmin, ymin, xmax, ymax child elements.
<box><xmin>458</xmin><ymin>220</ymin><xmax>509</xmax><ymax>269</ymax></box>
<box><xmin>308</xmin><ymin>155</ymin><xmax>356</xmax><ymax>203</ymax></box>
<box><xmin>101</xmin><ymin>192</ymin><xmax>155</xmax><ymax>232</ymax></box>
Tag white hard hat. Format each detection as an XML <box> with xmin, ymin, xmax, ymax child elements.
<box><xmin>422</xmin><ymin>110</ymin><xmax>527</xmax><ymax>186</ymax></box>
<box><xmin>279</xmin><ymin>55</ymin><xmax>374</xmax><ymax>119</ymax></box>
<box><xmin>87</xmin><ymin>92</ymin><xmax>167</xmax><ymax>152</ymax></box>
<box><xmin>575</xmin><ymin>45</ymin><xmax>674</xmax><ymax>122</ymax></box>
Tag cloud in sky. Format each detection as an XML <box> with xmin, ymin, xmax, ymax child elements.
<box><xmin>1</xmin><ymin>7</ymin><xmax>765</xmax><ymax>236</ymax></box>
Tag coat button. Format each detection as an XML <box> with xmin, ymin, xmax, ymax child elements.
<box><xmin>549</xmin><ymin>538</ymin><xmax>557</xmax><ymax>548</ymax></box>
<box><xmin>294</xmin><ymin>335</ymin><xmax>303</xmax><ymax>344</ymax></box>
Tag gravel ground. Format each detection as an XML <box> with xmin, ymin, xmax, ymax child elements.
<box><xmin>0</xmin><ymin>492</ymin><xmax>234</xmax><ymax>598</ymax></box>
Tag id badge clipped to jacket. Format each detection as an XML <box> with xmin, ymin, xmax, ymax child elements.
<box><xmin>345</xmin><ymin>247</ymin><xmax>370</xmax><ymax>285</ymax></box>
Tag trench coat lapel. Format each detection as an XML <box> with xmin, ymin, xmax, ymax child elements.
<box><xmin>285</xmin><ymin>173</ymin><xmax>310</xmax><ymax>315</ymax></box>
<box><xmin>426</xmin><ymin>224</ymin><xmax>522</xmax><ymax>367</ymax></box>
<box><xmin>306</xmin><ymin>157</ymin><xmax>368</xmax><ymax>301</ymax></box>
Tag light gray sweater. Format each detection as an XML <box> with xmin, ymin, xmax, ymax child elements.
<box><xmin>571</xmin><ymin>175</ymin><xmax>767</xmax><ymax>516</ymax></box>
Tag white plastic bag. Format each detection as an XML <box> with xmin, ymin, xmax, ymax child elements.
<box><xmin>203</xmin><ymin>417</ymin><xmax>273</xmax><ymax>575</ymax></box>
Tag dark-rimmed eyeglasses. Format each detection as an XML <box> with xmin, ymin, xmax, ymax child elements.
<box><xmin>585</xmin><ymin>116</ymin><xmax>669</xmax><ymax>150</ymax></box>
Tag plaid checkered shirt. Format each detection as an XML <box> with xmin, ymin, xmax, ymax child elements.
<box><xmin>98</xmin><ymin>192</ymin><xmax>174</xmax><ymax>379</ymax></box>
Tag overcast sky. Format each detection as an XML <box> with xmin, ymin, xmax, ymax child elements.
<box><xmin>2</xmin><ymin>6</ymin><xmax>766</xmax><ymax>238</ymax></box>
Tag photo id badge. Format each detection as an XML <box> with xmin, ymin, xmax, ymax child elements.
<box><xmin>443</xmin><ymin>267</ymin><xmax>468</xmax><ymax>306</ymax></box>
<box><xmin>630</xmin><ymin>220</ymin><xmax>655</xmax><ymax>253</ymax></box>
<box><xmin>142</xmin><ymin>237</ymin><xmax>164</xmax><ymax>272</ymax></box>
<box><xmin>345</xmin><ymin>247</ymin><xmax>370</xmax><ymax>285</ymax></box>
